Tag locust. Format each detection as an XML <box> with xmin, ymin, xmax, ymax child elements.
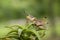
<box><xmin>26</xmin><ymin>15</ymin><xmax>48</xmax><ymax>30</ymax></box>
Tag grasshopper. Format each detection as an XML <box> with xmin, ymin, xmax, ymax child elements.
<box><xmin>26</xmin><ymin>15</ymin><xmax>48</xmax><ymax>30</ymax></box>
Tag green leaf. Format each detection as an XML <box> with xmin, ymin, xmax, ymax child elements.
<box><xmin>31</xmin><ymin>30</ymin><xmax>41</xmax><ymax>40</ymax></box>
<box><xmin>0</xmin><ymin>27</ymin><xmax>12</xmax><ymax>38</ymax></box>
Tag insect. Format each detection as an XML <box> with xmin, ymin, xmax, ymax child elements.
<box><xmin>26</xmin><ymin>15</ymin><xmax>48</xmax><ymax>30</ymax></box>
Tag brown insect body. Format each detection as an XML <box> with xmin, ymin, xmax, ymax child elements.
<box><xmin>26</xmin><ymin>15</ymin><xmax>47</xmax><ymax>30</ymax></box>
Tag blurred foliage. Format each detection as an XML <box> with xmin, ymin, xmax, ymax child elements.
<box><xmin>0</xmin><ymin>0</ymin><xmax>60</xmax><ymax>20</ymax></box>
<box><xmin>0</xmin><ymin>16</ymin><xmax>47</xmax><ymax>40</ymax></box>
<box><xmin>0</xmin><ymin>0</ymin><xmax>60</xmax><ymax>40</ymax></box>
